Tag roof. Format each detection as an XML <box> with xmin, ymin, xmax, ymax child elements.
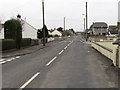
<box><xmin>93</xmin><ymin>22</ymin><xmax>108</xmax><ymax>28</ymax></box>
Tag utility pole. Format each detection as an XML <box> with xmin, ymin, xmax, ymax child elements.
<box><xmin>64</xmin><ymin>17</ymin><xmax>66</xmax><ymax>31</ymax></box>
<box><xmin>42</xmin><ymin>0</ymin><xmax>45</xmax><ymax>46</ymax></box>
<box><xmin>85</xmin><ymin>2</ymin><xmax>88</xmax><ymax>41</ymax></box>
<box><xmin>86</xmin><ymin>2</ymin><xmax>88</xmax><ymax>30</ymax></box>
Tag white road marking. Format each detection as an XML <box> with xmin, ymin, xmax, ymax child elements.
<box><xmin>20</xmin><ymin>72</ymin><xmax>40</xmax><ymax>89</ymax></box>
<box><xmin>6</xmin><ymin>58</ymin><xmax>15</xmax><ymax>62</ymax></box>
<box><xmin>67</xmin><ymin>44</ymin><xmax>70</xmax><ymax>46</ymax></box>
<box><xmin>0</xmin><ymin>59</ymin><xmax>5</xmax><ymax>61</ymax></box>
<box><xmin>0</xmin><ymin>56</ymin><xmax>21</xmax><ymax>64</ymax></box>
<box><xmin>46</xmin><ymin>56</ymin><xmax>57</xmax><ymax>66</ymax></box>
<box><xmin>59</xmin><ymin>50</ymin><xmax>64</xmax><ymax>55</ymax></box>
<box><xmin>64</xmin><ymin>46</ymin><xmax>68</xmax><ymax>50</ymax></box>
<box><xmin>88</xmin><ymin>51</ymin><xmax>90</xmax><ymax>53</ymax></box>
<box><xmin>16</xmin><ymin>56</ymin><xmax>21</xmax><ymax>59</ymax></box>
<box><xmin>0</xmin><ymin>61</ymin><xmax>7</xmax><ymax>64</ymax></box>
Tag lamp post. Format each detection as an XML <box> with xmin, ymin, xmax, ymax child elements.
<box><xmin>42</xmin><ymin>0</ymin><xmax>45</xmax><ymax>46</ymax></box>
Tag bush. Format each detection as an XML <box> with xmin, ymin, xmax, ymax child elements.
<box><xmin>31</xmin><ymin>39</ymin><xmax>39</xmax><ymax>46</ymax></box>
<box><xmin>48</xmin><ymin>35</ymin><xmax>53</xmax><ymax>38</ymax></box>
<box><xmin>54</xmin><ymin>34</ymin><xmax>60</xmax><ymax>37</ymax></box>
<box><xmin>2</xmin><ymin>38</ymin><xmax>35</xmax><ymax>51</ymax></box>
<box><xmin>2</xmin><ymin>39</ymin><xmax>16</xmax><ymax>50</ymax></box>
<box><xmin>4</xmin><ymin>19</ymin><xmax>22</xmax><ymax>49</ymax></box>
<box><xmin>21</xmin><ymin>38</ymin><xmax>32</xmax><ymax>47</ymax></box>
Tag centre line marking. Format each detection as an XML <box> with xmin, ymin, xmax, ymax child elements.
<box><xmin>20</xmin><ymin>72</ymin><xmax>40</xmax><ymax>89</ymax></box>
<box><xmin>64</xmin><ymin>46</ymin><xmax>68</xmax><ymax>50</ymax></box>
<box><xmin>46</xmin><ymin>57</ymin><xmax>57</xmax><ymax>66</ymax></box>
<box><xmin>6</xmin><ymin>58</ymin><xmax>15</xmax><ymax>62</ymax></box>
<box><xmin>16</xmin><ymin>56</ymin><xmax>21</xmax><ymax>59</ymax></box>
<box><xmin>59</xmin><ymin>50</ymin><xmax>64</xmax><ymax>55</ymax></box>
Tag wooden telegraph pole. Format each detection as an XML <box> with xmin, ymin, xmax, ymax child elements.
<box><xmin>86</xmin><ymin>2</ymin><xmax>88</xmax><ymax>30</ymax></box>
<box><xmin>42</xmin><ymin>0</ymin><xmax>45</xmax><ymax>46</ymax></box>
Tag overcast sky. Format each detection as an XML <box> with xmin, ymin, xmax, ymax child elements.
<box><xmin>0</xmin><ymin>0</ymin><xmax>119</xmax><ymax>31</ymax></box>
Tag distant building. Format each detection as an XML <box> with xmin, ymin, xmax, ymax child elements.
<box><xmin>108</xmin><ymin>25</ymin><xmax>117</xmax><ymax>31</ymax></box>
<box><xmin>50</xmin><ymin>30</ymin><xmax>62</xmax><ymax>37</ymax></box>
<box><xmin>90</xmin><ymin>22</ymin><xmax>108</xmax><ymax>35</ymax></box>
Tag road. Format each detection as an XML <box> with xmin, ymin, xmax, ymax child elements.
<box><xmin>2</xmin><ymin>36</ymin><xmax>118</xmax><ymax>89</ymax></box>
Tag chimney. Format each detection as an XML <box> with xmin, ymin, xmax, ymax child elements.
<box><xmin>17</xmin><ymin>14</ymin><xmax>21</xmax><ymax>21</ymax></box>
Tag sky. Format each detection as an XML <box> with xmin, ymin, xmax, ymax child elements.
<box><xmin>0</xmin><ymin>0</ymin><xmax>119</xmax><ymax>32</ymax></box>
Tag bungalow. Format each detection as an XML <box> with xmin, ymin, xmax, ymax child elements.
<box><xmin>50</xmin><ymin>30</ymin><xmax>62</xmax><ymax>37</ymax></box>
<box><xmin>0</xmin><ymin>24</ymin><xmax>4</xmax><ymax>39</ymax></box>
<box><xmin>90</xmin><ymin>22</ymin><xmax>108</xmax><ymax>35</ymax></box>
<box><xmin>0</xmin><ymin>15</ymin><xmax>38</xmax><ymax>39</ymax></box>
<box><xmin>17</xmin><ymin>15</ymin><xmax>37</xmax><ymax>39</ymax></box>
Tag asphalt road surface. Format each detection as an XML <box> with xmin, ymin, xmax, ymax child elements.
<box><xmin>2</xmin><ymin>36</ymin><xmax>118</xmax><ymax>89</ymax></box>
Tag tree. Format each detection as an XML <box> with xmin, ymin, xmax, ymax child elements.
<box><xmin>57</xmin><ymin>27</ymin><xmax>64</xmax><ymax>32</ymax></box>
<box><xmin>4</xmin><ymin>19</ymin><xmax>22</xmax><ymax>49</ymax></box>
<box><xmin>37</xmin><ymin>25</ymin><xmax>49</xmax><ymax>39</ymax></box>
<box><xmin>37</xmin><ymin>29</ymin><xmax>42</xmax><ymax>39</ymax></box>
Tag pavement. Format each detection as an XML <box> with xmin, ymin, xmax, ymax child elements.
<box><xmin>1</xmin><ymin>36</ymin><xmax>118</xmax><ymax>89</ymax></box>
<box><xmin>2</xmin><ymin>44</ymin><xmax>45</xmax><ymax>58</ymax></box>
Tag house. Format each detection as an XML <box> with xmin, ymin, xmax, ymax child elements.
<box><xmin>107</xmin><ymin>25</ymin><xmax>118</xmax><ymax>40</ymax></box>
<box><xmin>88</xmin><ymin>22</ymin><xmax>108</xmax><ymax>42</ymax></box>
<box><xmin>17</xmin><ymin>15</ymin><xmax>37</xmax><ymax>39</ymax></box>
<box><xmin>90</xmin><ymin>22</ymin><xmax>108</xmax><ymax>35</ymax></box>
<box><xmin>0</xmin><ymin>15</ymin><xmax>38</xmax><ymax>39</ymax></box>
<box><xmin>0</xmin><ymin>24</ymin><xmax>4</xmax><ymax>39</ymax></box>
<box><xmin>108</xmin><ymin>25</ymin><xmax>117</xmax><ymax>31</ymax></box>
<box><xmin>50</xmin><ymin>30</ymin><xmax>62</xmax><ymax>37</ymax></box>
<box><xmin>48</xmin><ymin>29</ymin><xmax>54</xmax><ymax>35</ymax></box>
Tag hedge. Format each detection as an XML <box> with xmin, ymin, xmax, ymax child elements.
<box><xmin>2</xmin><ymin>39</ymin><xmax>16</xmax><ymax>50</ymax></box>
<box><xmin>21</xmin><ymin>38</ymin><xmax>32</xmax><ymax>47</ymax></box>
<box><xmin>2</xmin><ymin>38</ymin><xmax>32</xmax><ymax>51</ymax></box>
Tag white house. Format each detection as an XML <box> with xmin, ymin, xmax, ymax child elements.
<box><xmin>51</xmin><ymin>30</ymin><xmax>62</xmax><ymax>37</ymax></box>
<box><xmin>17</xmin><ymin>15</ymin><xmax>37</xmax><ymax>39</ymax></box>
<box><xmin>0</xmin><ymin>15</ymin><xmax>38</xmax><ymax>39</ymax></box>
<box><xmin>0</xmin><ymin>24</ymin><xmax>4</xmax><ymax>39</ymax></box>
<box><xmin>118</xmin><ymin>1</ymin><xmax>120</xmax><ymax>22</ymax></box>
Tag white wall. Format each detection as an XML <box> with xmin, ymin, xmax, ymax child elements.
<box><xmin>118</xmin><ymin>1</ymin><xmax>120</xmax><ymax>22</ymax></box>
<box><xmin>22</xmin><ymin>21</ymin><xmax>37</xmax><ymax>39</ymax></box>
<box><xmin>0</xmin><ymin>28</ymin><xmax>4</xmax><ymax>39</ymax></box>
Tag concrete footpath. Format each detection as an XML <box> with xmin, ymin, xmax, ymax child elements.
<box><xmin>2</xmin><ymin>44</ymin><xmax>46</xmax><ymax>58</ymax></box>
